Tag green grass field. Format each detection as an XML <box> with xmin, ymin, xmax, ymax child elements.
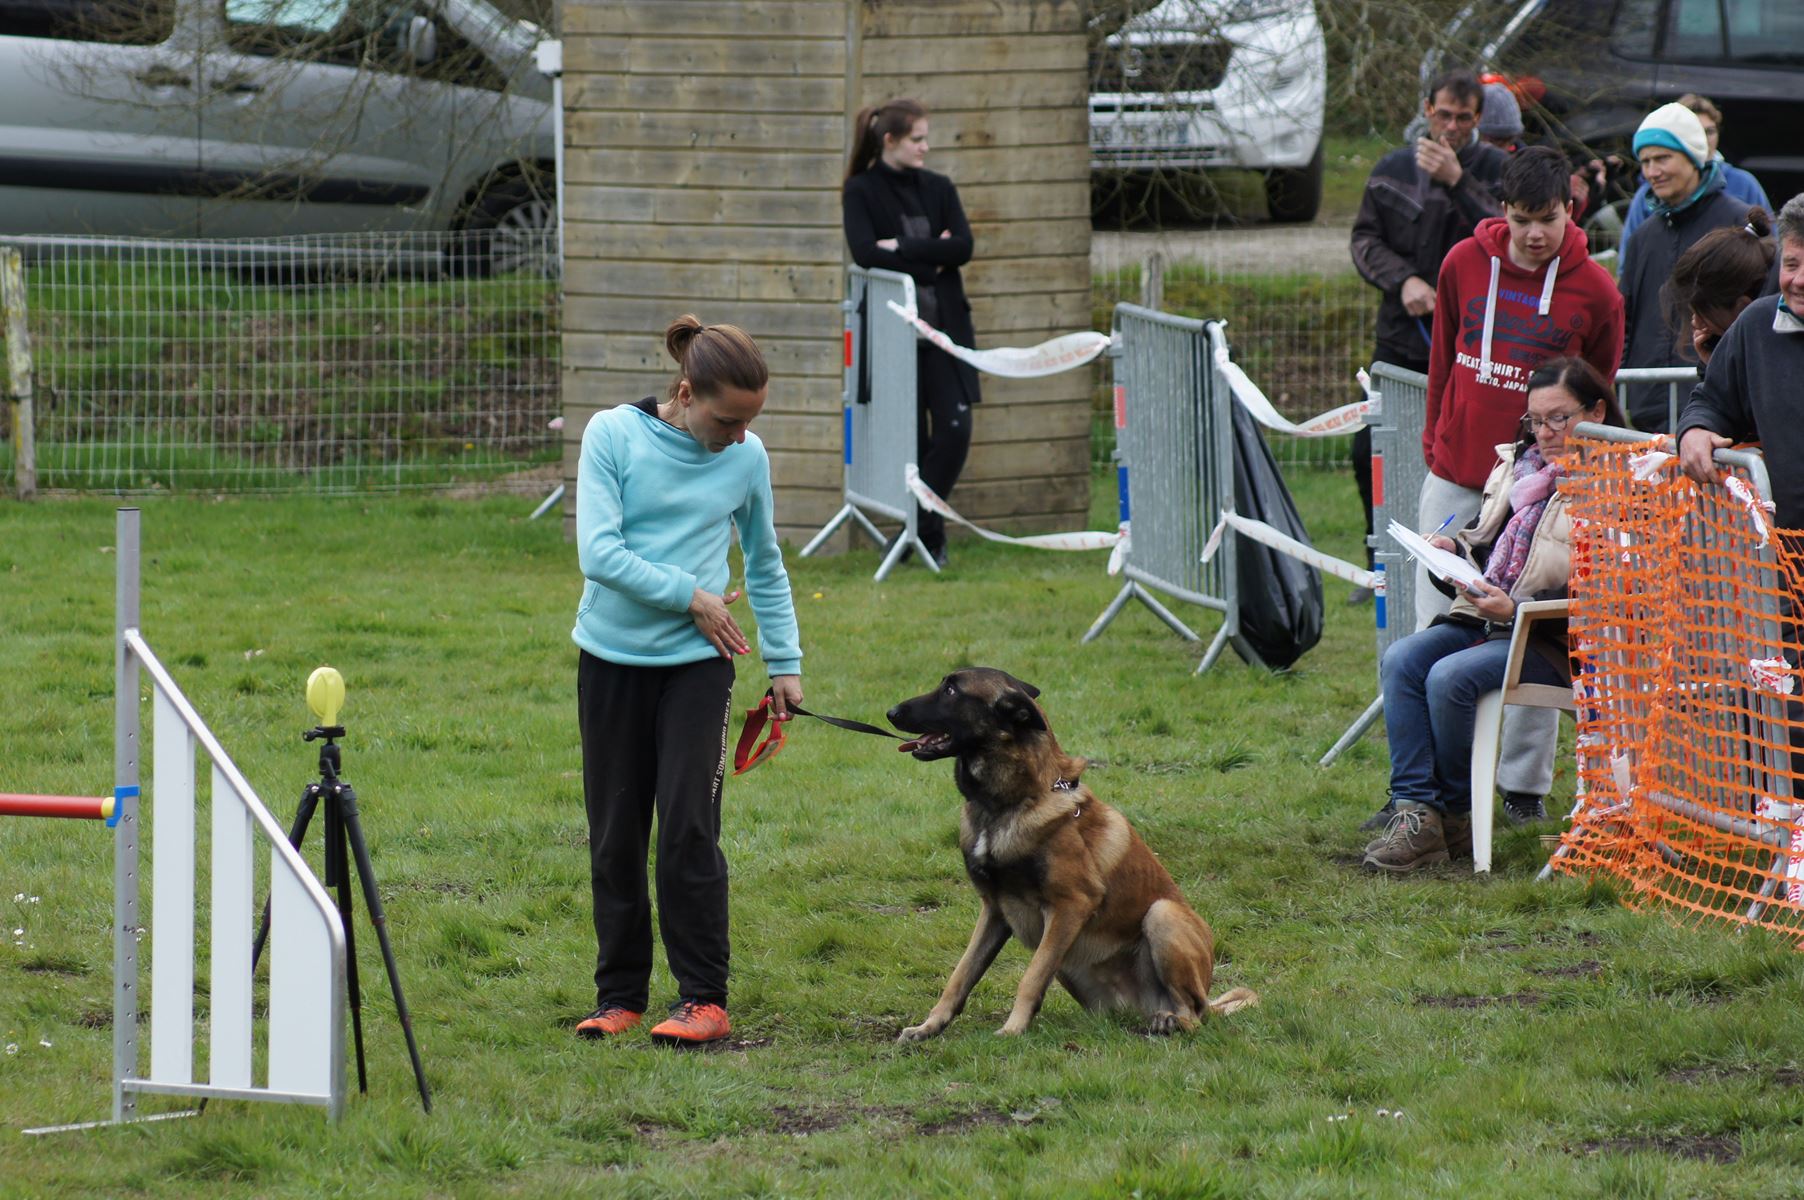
<box><xmin>4</xmin><ymin>473</ymin><xmax>1803</xmax><ymax>1198</ymax></box>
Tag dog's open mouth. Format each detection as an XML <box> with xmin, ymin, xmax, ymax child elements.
<box><xmin>896</xmin><ymin>731</ymin><xmax>954</xmax><ymax>758</ymax></box>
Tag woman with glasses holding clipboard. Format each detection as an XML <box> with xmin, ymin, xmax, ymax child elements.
<box><xmin>1363</xmin><ymin>357</ymin><xmax>1622</xmax><ymax>874</ymax></box>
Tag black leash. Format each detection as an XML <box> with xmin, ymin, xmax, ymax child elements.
<box><xmin>734</xmin><ymin>689</ymin><xmax>902</xmax><ymax>774</ymax></box>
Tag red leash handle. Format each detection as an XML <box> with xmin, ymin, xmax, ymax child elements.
<box><xmin>732</xmin><ymin>689</ymin><xmax>904</xmax><ymax>775</ymax></box>
<box><xmin>733</xmin><ymin>695</ymin><xmax>785</xmax><ymax>776</ymax></box>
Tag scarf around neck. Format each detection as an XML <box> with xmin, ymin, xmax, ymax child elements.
<box><xmin>1483</xmin><ymin>444</ymin><xmax>1564</xmax><ymax>595</ymax></box>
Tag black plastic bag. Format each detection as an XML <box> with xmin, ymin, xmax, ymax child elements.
<box><xmin>1228</xmin><ymin>399</ymin><xmax>1323</xmax><ymax>668</ymax></box>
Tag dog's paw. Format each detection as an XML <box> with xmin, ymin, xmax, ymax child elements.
<box><xmin>1146</xmin><ymin>1010</ymin><xmax>1195</xmax><ymax>1037</ymax></box>
<box><xmin>896</xmin><ymin>1022</ymin><xmax>941</xmax><ymax>1043</ymax></box>
<box><xmin>994</xmin><ymin>1022</ymin><xmax>1027</xmax><ymax>1037</ymax></box>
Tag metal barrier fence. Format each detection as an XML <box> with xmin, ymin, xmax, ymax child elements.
<box><xmin>11</xmin><ymin>509</ymin><xmax>344</xmax><ymax>1134</ymax></box>
<box><xmin>0</xmin><ymin>232</ymin><xmax>558</xmax><ymax>495</ymax></box>
<box><xmin>1083</xmin><ymin>306</ymin><xmax>1258</xmax><ymax>673</ymax></box>
<box><xmin>1319</xmin><ymin>360</ymin><xmax>1429</xmax><ymax>765</ymax></box>
<box><xmin>799</xmin><ymin>266</ymin><xmax>930</xmax><ymax>581</ymax></box>
<box><xmin>1091</xmin><ymin>230</ymin><xmax>1375</xmax><ymax>471</ymax></box>
<box><xmin>1550</xmin><ymin>426</ymin><xmax>1804</xmax><ymax>934</ymax></box>
<box><xmin>1615</xmin><ymin>365</ymin><xmax>1701</xmax><ymax>436</ymax></box>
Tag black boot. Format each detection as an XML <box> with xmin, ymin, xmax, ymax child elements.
<box><xmin>1500</xmin><ymin>791</ymin><xmax>1546</xmax><ymax>825</ymax></box>
<box><xmin>1358</xmin><ymin>796</ymin><xmax>1396</xmax><ymax>832</ymax></box>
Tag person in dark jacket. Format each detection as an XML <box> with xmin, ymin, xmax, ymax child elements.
<box><xmin>1347</xmin><ymin>69</ymin><xmax>1507</xmax><ymax>604</ymax></box>
<box><xmin>842</xmin><ymin>97</ymin><xmax>979</xmax><ymax>567</ymax></box>
<box><xmin>1618</xmin><ymin>102</ymin><xmax>1756</xmax><ymax>432</ymax></box>
<box><xmin>1678</xmin><ymin>193</ymin><xmax>1804</xmax><ymax>532</ymax></box>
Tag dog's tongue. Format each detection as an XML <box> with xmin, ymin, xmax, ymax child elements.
<box><xmin>896</xmin><ymin>737</ymin><xmax>927</xmax><ymax>753</ymax></box>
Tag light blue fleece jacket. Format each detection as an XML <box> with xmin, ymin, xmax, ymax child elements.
<box><xmin>573</xmin><ymin>399</ymin><xmax>801</xmax><ymax>676</ymax></box>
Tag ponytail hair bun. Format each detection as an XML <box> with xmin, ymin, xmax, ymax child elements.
<box><xmin>664</xmin><ymin>315</ymin><xmax>769</xmax><ymax>403</ymax></box>
<box><xmin>665</xmin><ymin>313</ymin><xmax>705</xmax><ymax>365</ymax></box>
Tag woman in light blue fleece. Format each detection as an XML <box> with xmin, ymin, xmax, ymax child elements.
<box><xmin>571</xmin><ymin>314</ymin><xmax>802</xmax><ymax>1047</ymax></box>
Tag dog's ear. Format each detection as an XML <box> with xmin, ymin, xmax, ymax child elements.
<box><xmin>994</xmin><ymin>689</ymin><xmax>1047</xmax><ymax>732</ymax></box>
<box><xmin>1000</xmin><ymin>672</ymin><xmax>1040</xmax><ymax>699</ymax></box>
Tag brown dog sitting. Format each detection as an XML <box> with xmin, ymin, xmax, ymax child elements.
<box><xmin>887</xmin><ymin>668</ymin><xmax>1257</xmax><ymax>1040</ymax></box>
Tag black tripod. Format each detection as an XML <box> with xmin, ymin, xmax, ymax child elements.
<box><xmin>251</xmin><ymin>722</ymin><xmax>432</xmax><ymax>1113</ymax></box>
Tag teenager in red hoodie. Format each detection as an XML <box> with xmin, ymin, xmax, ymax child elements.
<box><xmin>1422</xmin><ymin>146</ymin><xmax>1623</xmax><ymax>516</ymax></box>
<box><xmin>1411</xmin><ymin>146</ymin><xmax>1622</xmax><ymax>821</ymax></box>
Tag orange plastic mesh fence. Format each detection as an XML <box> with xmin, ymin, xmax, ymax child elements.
<box><xmin>1552</xmin><ymin>431</ymin><xmax>1804</xmax><ymax>938</ymax></box>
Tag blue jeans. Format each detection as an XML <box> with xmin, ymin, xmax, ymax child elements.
<box><xmin>1380</xmin><ymin>622</ymin><xmax>1566</xmax><ymax>817</ymax></box>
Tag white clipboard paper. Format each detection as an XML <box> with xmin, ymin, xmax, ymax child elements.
<box><xmin>1386</xmin><ymin>519</ymin><xmax>1487</xmax><ymax>593</ymax></box>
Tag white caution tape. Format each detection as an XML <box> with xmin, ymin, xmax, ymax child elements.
<box><xmin>903</xmin><ymin>465</ymin><xmax>1124</xmax><ymax>552</ymax></box>
<box><xmin>1610</xmin><ymin>750</ymin><xmax>1633</xmax><ymax>806</ymax></box>
<box><xmin>1198</xmin><ymin>511</ymin><xmax>1378</xmax><ymax>589</ymax></box>
<box><xmin>1724</xmin><ymin>475</ymin><xmax>1776</xmax><ymax>548</ymax></box>
<box><xmin>879</xmin><ymin>303</ymin><xmax>1372</xmax><ymax>435</ymax></box>
<box><xmin>1213</xmin><ymin>342</ymin><xmax>1373</xmax><ymax>437</ymax></box>
<box><xmin>1628</xmin><ymin>449</ymin><xmax>1673</xmax><ymax>481</ymax></box>
<box><xmin>885</xmin><ymin>301</ymin><xmax>1111</xmax><ymax>378</ymax></box>
<box><xmin>1749</xmin><ymin>656</ymin><xmax>1797</xmax><ymax>696</ymax></box>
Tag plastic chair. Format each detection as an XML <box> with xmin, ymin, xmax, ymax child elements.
<box><xmin>1470</xmin><ymin>599</ymin><xmax>1574</xmax><ymax>873</ymax></box>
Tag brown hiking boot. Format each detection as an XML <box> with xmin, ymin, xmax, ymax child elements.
<box><xmin>649</xmin><ymin>1000</ymin><xmax>731</xmax><ymax>1046</ymax></box>
<box><xmin>1443</xmin><ymin>812</ymin><xmax>1472</xmax><ymax>860</ymax></box>
<box><xmin>1363</xmin><ymin>802</ymin><xmax>1449</xmax><ymax>873</ymax></box>
<box><xmin>575</xmin><ymin>1004</ymin><xmax>642</xmax><ymax>1039</ymax></box>
<box><xmin>1372</xmin><ymin>810</ymin><xmax>1469</xmax><ymax>858</ymax></box>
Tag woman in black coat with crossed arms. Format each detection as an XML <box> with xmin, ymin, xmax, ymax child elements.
<box><xmin>842</xmin><ymin>97</ymin><xmax>981</xmax><ymax>568</ymax></box>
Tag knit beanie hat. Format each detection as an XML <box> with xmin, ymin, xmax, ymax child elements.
<box><xmin>1478</xmin><ymin>84</ymin><xmax>1522</xmax><ymax>140</ymax></box>
<box><xmin>1632</xmin><ymin>102</ymin><xmax>1708</xmax><ymax>168</ymax></box>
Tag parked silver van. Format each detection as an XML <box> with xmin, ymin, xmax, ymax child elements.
<box><xmin>0</xmin><ymin>0</ymin><xmax>554</xmax><ymax>264</ymax></box>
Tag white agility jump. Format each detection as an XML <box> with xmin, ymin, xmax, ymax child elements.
<box><xmin>5</xmin><ymin>508</ymin><xmax>344</xmax><ymax>1134</ymax></box>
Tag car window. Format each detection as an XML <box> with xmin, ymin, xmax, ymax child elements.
<box><xmin>1723</xmin><ymin>0</ymin><xmax>1804</xmax><ymax>63</ymax></box>
<box><xmin>0</xmin><ymin>0</ymin><xmax>176</xmax><ymax>43</ymax></box>
<box><xmin>1662</xmin><ymin>0</ymin><xmax>1725</xmax><ymax>58</ymax></box>
<box><xmin>1609</xmin><ymin>0</ymin><xmax>1662</xmax><ymax>58</ymax></box>
<box><xmin>222</xmin><ymin>0</ymin><xmax>505</xmax><ymax>88</ymax></box>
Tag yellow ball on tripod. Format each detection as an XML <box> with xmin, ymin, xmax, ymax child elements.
<box><xmin>307</xmin><ymin>666</ymin><xmax>346</xmax><ymax>726</ymax></box>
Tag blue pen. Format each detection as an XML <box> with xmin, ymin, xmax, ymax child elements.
<box><xmin>1431</xmin><ymin>513</ymin><xmax>1457</xmax><ymax>537</ymax></box>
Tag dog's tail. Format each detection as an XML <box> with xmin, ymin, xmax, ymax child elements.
<box><xmin>1206</xmin><ymin>987</ymin><xmax>1259</xmax><ymax>1016</ymax></box>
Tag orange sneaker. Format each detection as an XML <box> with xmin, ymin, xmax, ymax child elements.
<box><xmin>576</xmin><ymin>1004</ymin><xmax>642</xmax><ymax>1039</ymax></box>
<box><xmin>649</xmin><ymin>1000</ymin><xmax>730</xmax><ymax>1046</ymax></box>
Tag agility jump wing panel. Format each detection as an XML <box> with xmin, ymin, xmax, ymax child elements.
<box><xmin>125</xmin><ymin>631</ymin><xmax>345</xmax><ymax>1116</ymax></box>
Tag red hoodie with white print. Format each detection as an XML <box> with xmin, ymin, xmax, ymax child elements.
<box><xmin>1422</xmin><ymin>216</ymin><xmax>1623</xmax><ymax>488</ymax></box>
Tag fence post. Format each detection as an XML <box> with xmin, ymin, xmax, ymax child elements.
<box><xmin>113</xmin><ymin>507</ymin><xmax>140</xmax><ymax>1123</ymax></box>
<box><xmin>1140</xmin><ymin>251</ymin><xmax>1164</xmax><ymax>312</ymax></box>
<box><xmin>2</xmin><ymin>248</ymin><xmax>36</xmax><ymax>499</ymax></box>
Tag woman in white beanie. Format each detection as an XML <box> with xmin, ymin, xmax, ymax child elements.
<box><xmin>1620</xmin><ymin>94</ymin><xmax>1771</xmax><ymax>248</ymax></box>
<box><xmin>1616</xmin><ymin>101</ymin><xmax>1762</xmax><ymax>431</ymax></box>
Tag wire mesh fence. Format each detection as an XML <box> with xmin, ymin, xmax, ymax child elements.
<box><xmin>1</xmin><ymin>225</ymin><xmax>1369</xmax><ymax>496</ymax></box>
<box><xmin>0</xmin><ymin>232</ymin><xmax>559</xmax><ymax>495</ymax></box>
<box><xmin>1091</xmin><ymin>225</ymin><xmax>1373</xmax><ymax>472</ymax></box>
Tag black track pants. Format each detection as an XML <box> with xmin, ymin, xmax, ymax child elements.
<box><xmin>577</xmin><ymin>651</ymin><xmax>734</xmax><ymax>1010</ymax></box>
<box><xmin>916</xmin><ymin>349</ymin><xmax>972</xmax><ymax>555</ymax></box>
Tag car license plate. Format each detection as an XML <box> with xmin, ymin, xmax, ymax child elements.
<box><xmin>1095</xmin><ymin>117</ymin><xmax>1189</xmax><ymax>148</ymax></box>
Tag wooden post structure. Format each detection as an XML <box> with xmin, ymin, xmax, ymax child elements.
<box><xmin>2</xmin><ymin>248</ymin><xmax>35</xmax><ymax>499</ymax></box>
<box><xmin>557</xmin><ymin>0</ymin><xmax>1092</xmax><ymax>544</ymax></box>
